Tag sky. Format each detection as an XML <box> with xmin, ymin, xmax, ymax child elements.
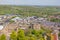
<box><xmin>0</xmin><ymin>0</ymin><xmax>60</xmax><ymax>6</ymax></box>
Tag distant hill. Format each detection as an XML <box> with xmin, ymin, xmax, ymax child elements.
<box><xmin>0</xmin><ymin>5</ymin><xmax>60</xmax><ymax>17</ymax></box>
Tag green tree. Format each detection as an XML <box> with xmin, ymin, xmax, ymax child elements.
<box><xmin>58</xmin><ymin>32</ymin><xmax>60</xmax><ymax>37</ymax></box>
<box><xmin>29</xmin><ymin>37</ymin><xmax>36</xmax><ymax>40</ymax></box>
<box><xmin>17</xmin><ymin>29</ymin><xmax>26</xmax><ymax>40</ymax></box>
<box><xmin>10</xmin><ymin>31</ymin><xmax>17</xmax><ymax>40</ymax></box>
<box><xmin>0</xmin><ymin>34</ymin><xmax>6</xmax><ymax>40</ymax></box>
<box><xmin>39</xmin><ymin>37</ymin><xmax>45</xmax><ymax>40</ymax></box>
<box><xmin>31</xmin><ymin>30</ymin><xmax>39</xmax><ymax>36</ymax></box>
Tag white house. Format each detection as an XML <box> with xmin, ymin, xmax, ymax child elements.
<box><xmin>11</xmin><ymin>17</ymin><xmax>23</xmax><ymax>22</ymax></box>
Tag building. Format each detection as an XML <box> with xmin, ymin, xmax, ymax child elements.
<box><xmin>11</xmin><ymin>17</ymin><xmax>23</xmax><ymax>22</ymax></box>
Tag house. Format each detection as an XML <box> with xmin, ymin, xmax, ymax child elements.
<box><xmin>26</xmin><ymin>16</ymin><xmax>38</xmax><ymax>23</ymax></box>
<box><xmin>11</xmin><ymin>17</ymin><xmax>23</xmax><ymax>22</ymax></box>
<box><xmin>49</xmin><ymin>15</ymin><xmax>60</xmax><ymax>19</ymax></box>
<box><xmin>18</xmin><ymin>23</ymin><xmax>29</xmax><ymax>30</ymax></box>
<box><xmin>1</xmin><ymin>22</ymin><xmax>18</xmax><ymax>36</ymax></box>
<box><xmin>0</xmin><ymin>22</ymin><xmax>4</xmax><ymax>30</ymax></box>
<box><xmin>39</xmin><ymin>21</ymin><xmax>60</xmax><ymax>31</ymax></box>
<box><xmin>32</xmin><ymin>23</ymin><xmax>41</xmax><ymax>30</ymax></box>
<box><xmin>0</xmin><ymin>25</ymin><xmax>3</xmax><ymax>30</ymax></box>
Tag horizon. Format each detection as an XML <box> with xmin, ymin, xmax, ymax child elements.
<box><xmin>0</xmin><ymin>5</ymin><xmax>60</xmax><ymax>6</ymax></box>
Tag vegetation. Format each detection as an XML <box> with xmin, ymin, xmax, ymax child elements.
<box><xmin>0</xmin><ymin>28</ymin><xmax>52</xmax><ymax>40</ymax></box>
<box><xmin>17</xmin><ymin>29</ymin><xmax>26</xmax><ymax>40</ymax></box>
<box><xmin>0</xmin><ymin>34</ymin><xmax>6</xmax><ymax>40</ymax></box>
<box><xmin>50</xmin><ymin>18</ymin><xmax>60</xmax><ymax>22</ymax></box>
<box><xmin>58</xmin><ymin>32</ymin><xmax>60</xmax><ymax>37</ymax></box>
<box><xmin>0</xmin><ymin>5</ymin><xmax>60</xmax><ymax>22</ymax></box>
<box><xmin>9</xmin><ymin>20</ymin><xmax>15</xmax><ymax>23</ymax></box>
<box><xmin>0</xmin><ymin>27</ymin><xmax>52</xmax><ymax>40</ymax></box>
<box><xmin>0</xmin><ymin>6</ymin><xmax>60</xmax><ymax>17</ymax></box>
<box><xmin>10</xmin><ymin>31</ymin><xmax>17</xmax><ymax>40</ymax></box>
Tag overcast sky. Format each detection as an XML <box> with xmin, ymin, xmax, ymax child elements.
<box><xmin>0</xmin><ymin>0</ymin><xmax>60</xmax><ymax>6</ymax></box>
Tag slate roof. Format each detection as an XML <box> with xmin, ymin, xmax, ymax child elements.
<box><xmin>40</xmin><ymin>21</ymin><xmax>60</xmax><ymax>27</ymax></box>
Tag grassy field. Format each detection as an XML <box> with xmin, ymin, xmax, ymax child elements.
<box><xmin>0</xmin><ymin>5</ymin><xmax>60</xmax><ymax>17</ymax></box>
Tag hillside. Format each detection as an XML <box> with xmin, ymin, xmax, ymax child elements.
<box><xmin>0</xmin><ymin>5</ymin><xmax>60</xmax><ymax>17</ymax></box>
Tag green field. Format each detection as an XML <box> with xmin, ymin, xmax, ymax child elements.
<box><xmin>0</xmin><ymin>5</ymin><xmax>60</xmax><ymax>17</ymax></box>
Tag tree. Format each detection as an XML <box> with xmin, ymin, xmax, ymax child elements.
<box><xmin>10</xmin><ymin>31</ymin><xmax>17</xmax><ymax>40</ymax></box>
<box><xmin>29</xmin><ymin>37</ymin><xmax>36</xmax><ymax>40</ymax></box>
<box><xmin>31</xmin><ymin>30</ymin><xmax>39</xmax><ymax>36</ymax></box>
<box><xmin>17</xmin><ymin>29</ymin><xmax>26</xmax><ymax>40</ymax></box>
<box><xmin>0</xmin><ymin>34</ymin><xmax>6</xmax><ymax>40</ymax></box>
<box><xmin>39</xmin><ymin>37</ymin><xmax>45</xmax><ymax>40</ymax></box>
<box><xmin>58</xmin><ymin>32</ymin><xmax>60</xmax><ymax>37</ymax></box>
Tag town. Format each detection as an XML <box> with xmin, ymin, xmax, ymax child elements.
<box><xmin>0</xmin><ymin>0</ymin><xmax>60</xmax><ymax>40</ymax></box>
<box><xmin>0</xmin><ymin>14</ymin><xmax>60</xmax><ymax>40</ymax></box>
